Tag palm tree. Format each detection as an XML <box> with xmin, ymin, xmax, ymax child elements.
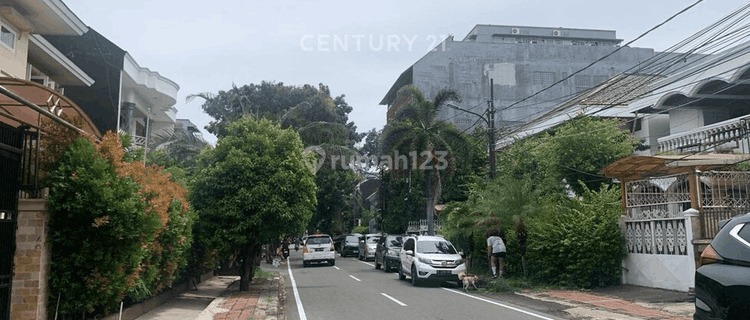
<box><xmin>381</xmin><ymin>85</ymin><xmax>466</xmax><ymax>235</ymax></box>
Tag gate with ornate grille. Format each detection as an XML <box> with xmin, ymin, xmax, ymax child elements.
<box><xmin>0</xmin><ymin>122</ymin><xmax>23</xmax><ymax>320</ymax></box>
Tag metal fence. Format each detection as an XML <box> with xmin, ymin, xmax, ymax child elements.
<box><xmin>698</xmin><ymin>171</ymin><xmax>750</xmax><ymax>238</ymax></box>
<box><xmin>0</xmin><ymin>122</ymin><xmax>23</xmax><ymax>320</ymax></box>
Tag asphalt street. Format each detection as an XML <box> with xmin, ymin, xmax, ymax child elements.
<box><xmin>280</xmin><ymin>248</ymin><xmax>563</xmax><ymax>320</ymax></box>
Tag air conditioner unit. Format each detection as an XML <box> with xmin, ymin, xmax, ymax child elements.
<box><xmin>552</xmin><ymin>30</ymin><xmax>561</xmax><ymax>36</ymax></box>
<box><xmin>511</xmin><ymin>28</ymin><xmax>520</xmax><ymax>34</ymax></box>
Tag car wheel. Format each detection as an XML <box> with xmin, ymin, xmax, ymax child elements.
<box><xmin>399</xmin><ymin>265</ymin><xmax>406</xmax><ymax>280</ymax></box>
<box><xmin>330</xmin><ymin>259</ymin><xmax>335</xmax><ymax>266</ymax></box>
<box><xmin>411</xmin><ymin>266</ymin><xmax>421</xmax><ymax>286</ymax></box>
<box><xmin>383</xmin><ymin>259</ymin><xmax>389</xmax><ymax>272</ymax></box>
<box><xmin>375</xmin><ymin>257</ymin><xmax>381</xmax><ymax>269</ymax></box>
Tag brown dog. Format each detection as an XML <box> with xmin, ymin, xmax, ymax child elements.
<box><xmin>458</xmin><ymin>271</ymin><xmax>479</xmax><ymax>291</ymax></box>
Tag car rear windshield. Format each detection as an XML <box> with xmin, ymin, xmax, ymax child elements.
<box><xmin>386</xmin><ymin>236</ymin><xmax>404</xmax><ymax>247</ymax></box>
<box><xmin>417</xmin><ymin>240</ymin><xmax>457</xmax><ymax>254</ymax></box>
<box><xmin>345</xmin><ymin>236</ymin><xmax>359</xmax><ymax>243</ymax></box>
<box><xmin>307</xmin><ymin>237</ymin><xmax>331</xmax><ymax>245</ymax></box>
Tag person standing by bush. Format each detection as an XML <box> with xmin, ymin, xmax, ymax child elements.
<box><xmin>486</xmin><ymin>229</ymin><xmax>506</xmax><ymax>279</ymax></box>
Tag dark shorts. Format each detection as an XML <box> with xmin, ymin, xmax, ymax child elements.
<box><xmin>492</xmin><ymin>252</ymin><xmax>506</xmax><ymax>259</ymax></box>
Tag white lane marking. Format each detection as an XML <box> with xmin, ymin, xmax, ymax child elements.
<box><xmin>442</xmin><ymin>288</ymin><xmax>557</xmax><ymax>320</ymax></box>
<box><xmin>358</xmin><ymin>260</ymin><xmax>375</xmax><ymax>267</ymax></box>
<box><xmin>287</xmin><ymin>256</ymin><xmax>307</xmax><ymax>320</ymax></box>
<box><xmin>349</xmin><ymin>275</ymin><xmax>362</xmax><ymax>282</ymax></box>
<box><xmin>333</xmin><ymin>266</ymin><xmax>340</xmax><ymax>270</ymax></box>
<box><xmin>381</xmin><ymin>293</ymin><xmax>407</xmax><ymax>306</ymax></box>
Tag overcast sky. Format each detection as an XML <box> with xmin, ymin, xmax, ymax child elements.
<box><xmin>62</xmin><ymin>0</ymin><xmax>750</xmax><ymax>145</ymax></box>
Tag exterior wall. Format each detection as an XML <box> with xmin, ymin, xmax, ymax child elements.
<box><xmin>44</xmin><ymin>29</ymin><xmax>126</xmax><ymax>134</ymax></box>
<box><xmin>634</xmin><ymin>115</ymin><xmax>670</xmax><ymax>155</ymax></box>
<box><xmin>408</xmin><ymin>36</ymin><xmax>657</xmax><ymax>131</ymax></box>
<box><xmin>10</xmin><ymin>199</ymin><xmax>49</xmax><ymax>320</ymax></box>
<box><xmin>0</xmin><ymin>17</ymin><xmax>30</xmax><ymax>78</ymax></box>
<box><xmin>669</xmin><ymin>108</ymin><xmax>703</xmax><ymax>135</ymax></box>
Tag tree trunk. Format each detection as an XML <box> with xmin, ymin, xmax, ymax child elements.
<box><xmin>239</xmin><ymin>243</ymin><xmax>262</xmax><ymax>292</ymax></box>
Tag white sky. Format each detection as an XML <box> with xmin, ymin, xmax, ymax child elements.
<box><xmin>61</xmin><ymin>0</ymin><xmax>750</xmax><ymax>145</ymax></box>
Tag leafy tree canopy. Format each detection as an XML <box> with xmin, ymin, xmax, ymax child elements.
<box><xmin>190</xmin><ymin>117</ymin><xmax>317</xmax><ymax>290</ymax></box>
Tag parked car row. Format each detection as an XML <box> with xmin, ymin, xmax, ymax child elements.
<box><xmin>333</xmin><ymin>232</ymin><xmax>466</xmax><ymax>287</ymax></box>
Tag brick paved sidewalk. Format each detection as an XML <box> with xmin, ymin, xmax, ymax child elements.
<box><xmin>526</xmin><ymin>289</ymin><xmax>693</xmax><ymax>320</ymax></box>
<box><xmin>206</xmin><ymin>272</ymin><xmax>285</xmax><ymax>320</ymax></box>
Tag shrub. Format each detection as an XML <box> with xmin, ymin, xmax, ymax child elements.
<box><xmin>351</xmin><ymin>225</ymin><xmax>369</xmax><ymax>234</ymax></box>
<box><xmin>48</xmin><ymin>132</ymin><xmax>195</xmax><ymax>316</ymax></box>
<box><xmin>526</xmin><ymin>183</ymin><xmax>625</xmax><ymax>288</ymax></box>
<box><xmin>48</xmin><ymin>138</ymin><xmax>157</xmax><ymax>314</ymax></box>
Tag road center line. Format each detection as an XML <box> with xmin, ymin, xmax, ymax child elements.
<box><xmin>349</xmin><ymin>275</ymin><xmax>362</xmax><ymax>282</ymax></box>
<box><xmin>333</xmin><ymin>266</ymin><xmax>340</xmax><ymax>270</ymax></box>
<box><xmin>358</xmin><ymin>260</ymin><xmax>375</xmax><ymax>267</ymax></box>
<box><xmin>441</xmin><ymin>288</ymin><xmax>557</xmax><ymax>320</ymax></box>
<box><xmin>286</xmin><ymin>257</ymin><xmax>307</xmax><ymax>320</ymax></box>
<box><xmin>381</xmin><ymin>293</ymin><xmax>407</xmax><ymax>306</ymax></box>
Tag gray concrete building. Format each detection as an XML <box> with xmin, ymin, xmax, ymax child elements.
<box><xmin>379</xmin><ymin>24</ymin><xmax>681</xmax><ymax>131</ymax></box>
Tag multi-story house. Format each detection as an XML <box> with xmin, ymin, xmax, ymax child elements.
<box><xmin>45</xmin><ymin>29</ymin><xmax>179</xmax><ymax>149</ymax></box>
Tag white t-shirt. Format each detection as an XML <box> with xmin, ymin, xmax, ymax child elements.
<box><xmin>486</xmin><ymin>236</ymin><xmax>506</xmax><ymax>253</ymax></box>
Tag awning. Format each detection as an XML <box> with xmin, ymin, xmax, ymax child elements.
<box><xmin>600</xmin><ymin>154</ymin><xmax>750</xmax><ymax>181</ymax></box>
<box><xmin>0</xmin><ymin>77</ymin><xmax>101</xmax><ymax>138</ymax></box>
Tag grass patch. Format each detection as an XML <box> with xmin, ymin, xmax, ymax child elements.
<box><xmin>253</xmin><ymin>267</ymin><xmax>274</xmax><ymax>279</ymax></box>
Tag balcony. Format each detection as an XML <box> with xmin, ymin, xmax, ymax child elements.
<box><xmin>407</xmin><ymin>219</ymin><xmax>442</xmax><ymax>235</ymax></box>
<box><xmin>657</xmin><ymin>116</ymin><xmax>750</xmax><ymax>153</ymax></box>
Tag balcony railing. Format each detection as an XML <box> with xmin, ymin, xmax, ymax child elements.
<box><xmin>131</xmin><ymin>135</ymin><xmax>146</xmax><ymax>148</ymax></box>
<box><xmin>657</xmin><ymin>116</ymin><xmax>750</xmax><ymax>153</ymax></box>
<box><xmin>406</xmin><ymin>219</ymin><xmax>442</xmax><ymax>234</ymax></box>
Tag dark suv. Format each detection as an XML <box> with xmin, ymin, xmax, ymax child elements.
<box><xmin>694</xmin><ymin>213</ymin><xmax>750</xmax><ymax>319</ymax></box>
<box><xmin>375</xmin><ymin>234</ymin><xmax>405</xmax><ymax>272</ymax></box>
<box><xmin>339</xmin><ymin>234</ymin><xmax>361</xmax><ymax>257</ymax></box>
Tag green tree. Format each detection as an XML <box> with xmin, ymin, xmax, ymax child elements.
<box><xmin>381</xmin><ymin>86</ymin><xmax>466</xmax><ymax>235</ymax></box>
<box><xmin>189</xmin><ymin>82</ymin><xmax>363</xmax><ymax>236</ymax></box>
<box><xmin>191</xmin><ymin>117</ymin><xmax>316</xmax><ymax>291</ymax></box>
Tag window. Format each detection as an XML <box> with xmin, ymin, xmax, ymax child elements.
<box><xmin>575</xmin><ymin>75</ymin><xmax>591</xmax><ymax>87</ymax></box>
<box><xmin>533</xmin><ymin>71</ymin><xmax>555</xmax><ymax>86</ymax></box>
<box><xmin>416</xmin><ymin>241</ymin><xmax>457</xmax><ymax>254</ymax></box>
<box><xmin>0</xmin><ymin>25</ymin><xmax>15</xmax><ymax>50</ymax></box>
<box><xmin>404</xmin><ymin>239</ymin><xmax>415</xmax><ymax>251</ymax></box>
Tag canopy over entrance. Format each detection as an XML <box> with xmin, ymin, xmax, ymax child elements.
<box><xmin>601</xmin><ymin>154</ymin><xmax>750</xmax><ymax>181</ymax></box>
<box><xmin>0</xmin><ymin>77</ymin><xmax>101</xmax><ymax>138</ymax></box>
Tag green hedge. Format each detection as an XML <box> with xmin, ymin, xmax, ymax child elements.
<box><xmin>48</xmin><ymin>138</ymin><xmax>158</xmax><ymax>314</ymax></box>
<box><xmin>526</xmin><ymin>184</ymin><xmax>625</xmax><ymax>288</ymax></box>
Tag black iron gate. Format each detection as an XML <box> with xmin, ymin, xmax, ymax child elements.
<box><xmin>0</xmin><ymin>122</ymin><xmax>23</xmax><ymax>320</ymax></box>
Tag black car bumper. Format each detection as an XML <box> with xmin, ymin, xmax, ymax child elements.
<box><xmin>341</xmin><ymin>245</ymin><xmax>358</xmax><ymax>257</ymax></box>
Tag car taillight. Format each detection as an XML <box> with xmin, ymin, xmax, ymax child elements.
<box><xmin>303</xmin><ymin>246</ymin><xmax>308</xmax><ymax>254</ymax></box>
<box><xmin>698</xmin><ymin>244</ymin><xmax>722</xmax><ymax>266</ymax></box>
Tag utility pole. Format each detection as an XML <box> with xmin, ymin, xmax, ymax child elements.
<box><xmin>488</xmin><ymin>79</ymin><xmax>496</xmax><ymax>179</ymax></box>
<box><xmin>445</xmin><ymin>78</ymin><xmax>498</xmax><ymax>180</ymax></box>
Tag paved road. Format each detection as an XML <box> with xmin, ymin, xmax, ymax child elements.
<box><xmin>280</xmin><ymin>248</ymin><xmax>563</xmax><ymax>320</ymax></box>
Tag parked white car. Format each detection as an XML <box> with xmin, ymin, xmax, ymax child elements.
<box><xmin>303</xmin><ymin>234</ymin><xmax>335</xmax><ymax>267</ymax></box>
<box><xmin>398</xmin><ymin>235</ymin><xmax>466</xmax><ymax>286</ymax></box>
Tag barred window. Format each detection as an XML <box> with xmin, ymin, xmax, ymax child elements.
<box><xmin>533</xmin><ymin>71</ymin><xmax>555</xmax><ymax>86</ymax></box>
<box><xmin>575</xmin><ymin>75</ymin><xmax>591</xmax><ymax>87</ymax></box>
